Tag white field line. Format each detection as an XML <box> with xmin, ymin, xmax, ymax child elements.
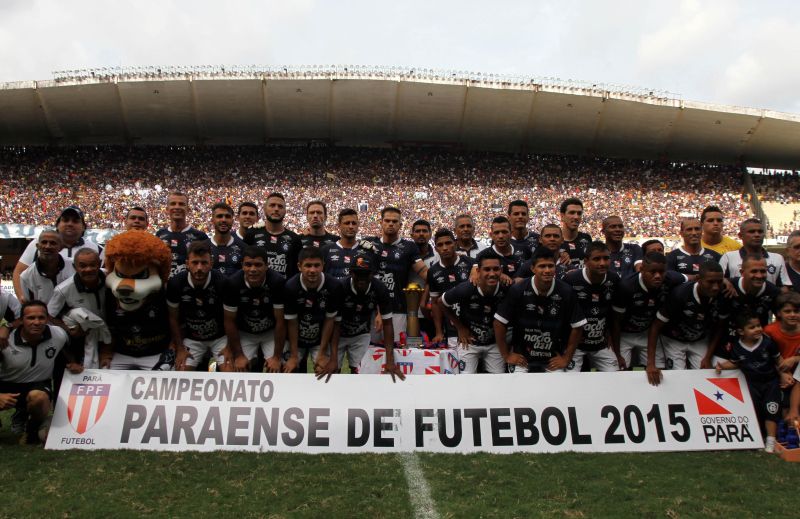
<box><xmin>399</xmin><ymin>453</ymin><xmax>440</xmax><ymax>519</ymax></box>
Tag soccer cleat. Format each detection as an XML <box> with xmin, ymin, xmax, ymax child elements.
<box><xmin>764</xmin><ymin>436</ymin><xmax>776</xmax><ymax>453</ymax></box>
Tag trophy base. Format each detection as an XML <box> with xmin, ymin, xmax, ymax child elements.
<box><xmin>404</xmin><ymin>336</ymin><xmax>424</xmax><ymax>349</ymax></box>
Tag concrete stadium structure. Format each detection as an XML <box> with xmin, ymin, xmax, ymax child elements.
<box><xmin>0</xmin><ymin>65</ymin><xmax>798</xmax><ymax>169</ymax></box>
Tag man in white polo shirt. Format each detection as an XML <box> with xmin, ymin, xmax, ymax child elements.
<box><xmin>19</xmin><ymin>230</ymin><xmax>75</xmax><ymax>304</ymax></box>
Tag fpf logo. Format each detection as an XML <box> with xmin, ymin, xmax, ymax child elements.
<box><xmin>68</xmin><ymin>384</ymin><xmax>111</xmax><ymax>434</ymax></box>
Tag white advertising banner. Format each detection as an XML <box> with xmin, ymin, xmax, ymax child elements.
<box><xmin>46</xmin><ymin>369</ymin><xmax>763</xmax><ymax>453</ymax></box>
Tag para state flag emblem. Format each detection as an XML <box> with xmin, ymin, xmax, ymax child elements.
<box><xmin>67</xmin><ymin>384</ymin><xmax>111</xmax><ymax>434</ymax></box>
<box><xmin>693</xmin><ymin>378</ymin><xmax>744</xmax><ymax>415</ymax></box>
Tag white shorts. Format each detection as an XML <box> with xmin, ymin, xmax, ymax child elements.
<box><xmin>338</xmin><ymin>334</ymin><xmax>371</xmax><ymax>371</ymax></box>
<box><xmin>240</xmin><ymin>329</ymin><xmax>276</xmax><ymax>361</ymax></box>
<box><xmin>565</xmin><ymin>348</ymin><xmax>620</xmax><ymax>373</ymax></box>
<box><xmin>460</xmin><ymin>343</ymin><xmax>505</xmax><ymax>374</ymax></box>
<box><xmin>109</xmin><ymin>352</ymin><xmax>164</xmax><ymax>370</ymax></box>
<box><xmin>184</xmin><ymin>336</ymin><xmax>227</xmax><ymax>368</ymax></box>
<box><xmin>620</xmin><ymin>331</ymin><xmax>665</xmax><ymax>369</ymax></box>
<box><xmin>661</xmin><ymin>335</ymin><xmax>709</xmax><ymax>370</ymax></box>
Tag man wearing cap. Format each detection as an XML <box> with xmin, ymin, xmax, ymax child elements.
<box><xmin>333</xmin><ymin>253</ymin><xmax>398</xmax><ymax>377</ymax></box>
<box><xmin>12</xmin><ymin>206</ymin><xmax>100</xmax><ymax>304</ymax></box>
<box><xmin>156</xmin><ymin>191</ymin><xmax>209</xmax><ymax>278</ymax></box>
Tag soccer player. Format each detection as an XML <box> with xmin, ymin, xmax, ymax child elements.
<box><xmin>484</xmin><ymin>216</ymin><xmax>524</xmax><ymax>280</ymax></box>
<box><xmin>439</xmin><ymin>251</ymin><xmax>509</xmax><ymax>373</ymax></box>
<box><xmin>209</xmin><ymin>202</ymin><xmax>246</xmax><ymax>275</ymax></box>
<box><xmin>0</xmin><ymin>301</ymin><xmax>82</xmax><ymax>444</ymax></box>
<box><xmin>646</xmin><ymin>262</ymin><xmax>729</xmax><ymax>386</ymax></box>
<box><xmin>718</xmin><ymin>256</ymin><xmax>781</xmax><ymax>365</ymax></box>
<box><xmin>641</xmin><ymin>239</ymin><xmax>665</xmax><ymax>256</ymax></box>
<box><xmin>334</xmin><ymin>253</ymin><xmax>396</xmax><ymax>376</ymax></box>
<box><xmin>235</xmin><ymin>202</ymin><xmax>259</xmax><ymax>241</ymax></box>
<box><xmin>786</xmin><ymin>230</ymin><xmax>800</xmax><ymax>292</ymax></box>
<box><xmin>700</xmin><ymin>205</ymin><xmax>741</xmax><ymax>255</ymax></box>
<box><xmin>156</xmin><ymin>191</ymin><xmax>209</xmax><ymax>278</ymax></box>
<box><xmin>516</xmin><ymin>224</ymin><xmax>567</xmax><ymax>281</ymax></box>
<box><xmin>19</xmin><ymin>230</ymin><xmax>75</xmax><ymax>304</ymax></box>
<box><xmin>167</xmin><ymin>241</ymin><xmax>229</xmax><ymax>371</ymax></box>
<box><xmin>601</xmin><ymin>215</ymin><xmax>643</xmax><ymax>279</ymax></box>
<box><xmin>719</xmin><ymin>218</ymin><xmax>792</xmax><ymax>288</ymax></box>
<box><xmin>563</xmin><ymin>241</ymin><xmax>621</xmax><ymax>372</ymax></box>
<box><xmin>495</xmin><ymin>246</ymin><xmax>586</xmax><ymax>373</ymax></box>
<box><xmin>223</xmin><ymin>246</ymin><xmax>287</xmax><ymax>373</ymax></box>
<box><xmin>716</xmin><ymin>312</ymin><xmax>784</xmax><ymax>452</ymax></box>
<box><xmin>283</xmin><ymin>247</ymin><xmax>343</xmax><ymax>374</ymax></box>
<box><xmin>611</xmin><ymin>252</ymin><xmax>682</xmax><ymax>370</ymax></box>
<box><xmin>559</xmin><ymin>198</ymin><xmax>592</xmax><ymax>271</ymax></box>
<box><xmin>666</xmin><ymin>218</ymin><xmax>721</xmax><ymax>280</ymax></box>
<box><xmin>367</xmin><ymin>207</ymin><xmax>428</xmax><ymax>343</ymax></box>
<box><xmin>300</xmin><ymin>200</ymin><xmax>339</xmax><ymax>249</ymax></box>
<box><xmin>124</xmin><ymin>207</ymin><xmax>149</xmax><ymax>231</ymax></box>
<box><xmin>508</xmin><ymin>200</ymin><xmax>540</xmax><ymax>259</ymax></box>
<box><xmin>244</xmin><ymin>192</ymin><xmax>302</xmax><ymax>279</ymax></box>
<box><xmin>427</xmin><ymin>229</ymin><xmax>475</xmax><ymax>345</ymax></box>
<box><xmin>13</xmin><ymin>206</ymin><xmax>100</xmax><ymax>303</ymax></box>
<box><xmin>454</xmin><ymin>214</ymin><xmax>487</xmax><ymax>258</ymax></box>
<box><xmin>322</xmin><ymin>208</ymin><xmax>374</xmax><ymax>279</ymax></box>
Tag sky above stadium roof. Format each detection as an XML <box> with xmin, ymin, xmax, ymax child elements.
<box><xmin>1</xmin><ymin>0</ymin><xmax>798</xmax><ymax>115</ymax></box>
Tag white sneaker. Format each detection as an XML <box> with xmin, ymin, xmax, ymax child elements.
<box><xmin>765</xmin><ymin>436</ymin><xmax>776</xmax><ymax>453</ymax></box>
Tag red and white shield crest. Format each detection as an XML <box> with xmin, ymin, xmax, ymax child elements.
<box><xmin>67</xmin><ymin>384</ymin><xmax>111</xmax><ymax>434</ymax></box>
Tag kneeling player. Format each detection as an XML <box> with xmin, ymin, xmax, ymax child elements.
<box><xmin>223</xmin><ymin>247</ymin><xmax>287</xmax><ymax>372</ymax></box>
<box><xmin>494</xmin><ymin>246</ymin><xmax>585</xmax><ymax>373</ymax></box>
<box><xmin>0</xmin><ymin>301</ymin><xmax>82</xmax><ymax>444</ymax></box>
<box><xmin>716</xmin><ymin>312</ymin><xmax>786</xmax><ymax>453</ymax></box>
<box><xmin>439</xmin><ymin>252</ymin><xmax>509</xmax><ymax>373</ymax></box>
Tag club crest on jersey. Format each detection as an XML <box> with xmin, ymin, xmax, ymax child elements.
<box><xmin>767</xmin><ymin>264</ymin><xmax>776</xmax><ymax>274</ymax></box>
<box><xmin>68</xmin><ymin>384</ymin><xmax>111</xmax><ymax>434</ymax></box>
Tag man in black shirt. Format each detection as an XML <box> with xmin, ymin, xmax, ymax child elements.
<box><xmin>167</xmin><ymin>241</ymin><xmax>229</xmax><ymax>371</ymax></box>
<box><xmin>244</xmin><ymin>192</ymin><xmax>302</xmax><ymax>279</ymax></box>
<box><xmin>210</xmin><ymin>202</ymin><xmax>246</xmax><ymax>276</ymax></box>
<box><xmin>563</xmin><ymin>241</ymin><xmax>621</xmax><ymax>372</ymax></box>
<box><xmin>516</xmin><ymin>224</ymin><xmax>567</xmax><ymax>281</ymax></box>
<box><xmin>484</xmin><ymin>216</ymin><xmax>524</xmax><ymax>281</ymax></box>
<box><xmin>427</xmin><ymin>229</ymin><xmax>475</xmax><ymax>345</ymax></box>
<box><xmin>235</xmin><ymin>202</ymin><xmax>259</xmax><ymax>241</ymax></box>
<box><xmin>602</xmin><ymin>215</ymin><xmax>643</xmax><ymax>279</ymax></box>
<box><xmin>223</xmin><ymin>246</ymin><xmax>286</xmax><ymax>373</ymax></box>
<box><xmin>156</xmin><ymin>191</ymin><xmax>209</xmax><ymax>278</ymax></box>
<box><xmin>495</xmin><ymin>246</ymin><xmax>586</xmax><ymax>373</ymax></box>
<box><xmin>508</xmin><ymin>200</ymin><xmax>540</xmax><ymax>260</ymax></box>
<box><xmin>284</xmin><ymin>247</ymin><xmax>343</xmax><ymax>374</ymax></box>
<box><xmin>559</xmin><ymin>197</ymin><xmax>592</xmax><ymax>272</ymax></box>
<box><xmin>666</xmin><ymin>218</ymin><xmax>720</xmax><ymax>280</ymax></box>
<box><xmin>300</xmin><ymin>200</ymin><xmax>339</xmax><ymax>249</ymax></box>
<box><xmin>322</xmin><ymin>208</ymin><xmax>375</xmax><ymax>279</ymax></box>
<box><xmin>440</xmin><ymin>252</ymin><xmax>508</xmax><ymax>373</ymax></box>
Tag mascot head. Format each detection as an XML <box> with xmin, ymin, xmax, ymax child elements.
<box><xmin>105</xmin><ymin>230</ymin><xmax>171</xmax><ymax>311</ymax></box>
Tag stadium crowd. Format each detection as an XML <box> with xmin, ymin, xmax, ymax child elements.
<box><xmin>1</xmin><ymin>148</ymin><xmax>799</xmax><ymax>454</ymax></box>
<box><xmin>752</xmin><ymin>171</ymin><xmax>800</xmax><ymax>204</ymax></box>
<box><xmin>0</xmin><ymin>146</ymin><xmax>751</xmax><ymax>239</ymax></box>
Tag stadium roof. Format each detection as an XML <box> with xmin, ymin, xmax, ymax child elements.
<box><xmin>1</xmin><ymin>65</ymin><xmax>799</xmax><ymax>169</ymax></box>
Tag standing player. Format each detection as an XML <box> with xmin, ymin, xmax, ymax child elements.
<box><xmin>283</xmin><ymin>247</ymin><xmax>343</xmax><ymax>374</ymax></box>
<box><xmin>300</xmin><ymin>200</ymin><xmax>339</xmax><ymax>249</ymax></box>
<box><xmin>494</xmin><ymin>246</ymin><xmax>586</xmax><ymax>373</ymax></box>
<box><xmin>641</xmin><ymin>240</ymin><xmax>665</xmax><ymax>256</ymax></box>
<box><xmin>235</xmin><ymin>202</ymin><xmax>259</xmax><ymax>241</ymax></box>
<box><xmin>209</xmin><ymin>202</ymin><xmax>246</xmax><ymax>275</ymax></box>
<box><xmin>508</xmin><ymin>200</ymin><xmax>540</xmax><ymax>260</ymax></box>
<box><xmin>646</xmin><ymin>262</ymin><xmax>729</xmax><ymax>385</ymax></box>
<box><xmin>156</xmin><ymin>192</ymin><xmax>209</xmax><ymax>278</ymax></box>
<box><xmin>322</xmin><ymin>209</ymin><xmax>374</xmax><ymax>280</ymax></box>
<box><xmin>124</xmin><ymin>207</ymin><xmax>149</xmax><ymax>231</ymax></box>
<box><xmin>559</xmin><ymin>198</ymin><xmax>592</xmax><ymax>272</ymax></box>
<box><xmin>454</xmin><ymin>214</ymin><xmax>487</xmax><ymax>258</ymax></box>
<box><xmin>563</xmin><ymin>242</ymin><xmax>621</xmax><ymax>372</ymax></box>
<box><xmin>516</xmin><ymin>224</ymin><xmax>567</xmax><ymax>282</ymax></box>
<box><xmin>484</xmin><ymin>216</ymin><xmax>524</xmax><ymax>281</ymax></box>
<box><xmin>223</xmin><ymin>246</ymin><xmax>287</xmax><ymax>373</ymax></box>
<box><xmin>367</xmin><ymin>207</ymin><xmax>428</xmax><ymax>343</ymax></box>
<box><xmin>601</xmin><ymin>215</ymin><xmax>642</xmax><ymax>279</ymax></box>
<box><xmin>245</xmin><ymin>193</ymin><xmax>303</xmax><ymax>279</ymax></box>
<box><xmin>19</xmin><ymin>230</ymin><xmax>75</xmax><ymax>304</ymax></box>
<box><xmin>785</xmin><ymin>230</ymin><xmax>800</xmax><ymax>292</ymax></box>
<box><xmin>666</xmin><ymin>218</ymin><xmax>721</xmax><ymax>280</ymax></box>
<box><xmin>167</xmin><ymin>241</ymin><xmax>229</xmax><ymax>371</ymax></box>
<box><xmin>700</xmin><ymin>206</ymin><xmax>741</xmax><ymax>255</ymax></box>
<box><xmin>439</xmin><ymin>251</ymin><xmax>509</xmax><ymax>373</ymax></box>
<box><xmin>426</xmin><ymin>229</ymin><xmax>475</xmax><ymax>345</ymax></box>
<box><xmin>611</xmin><ymin>253</ymin><xmax>683</xmax><ymax>370</ymax></box>
<box><xmin>335</xmin><ymin>254</ymin><xmax>396</xmax><ymax>375</ymax></box>
<box><xmin>719</xmin><ymin>218</ymin><xmax>792</xmax><ymax>288</ymax></box>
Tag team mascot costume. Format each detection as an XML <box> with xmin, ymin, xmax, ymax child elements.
<box><xmin>100</xmin><ymin>230</ymin><xmax>175</xmax><ymax>370</ymax></box>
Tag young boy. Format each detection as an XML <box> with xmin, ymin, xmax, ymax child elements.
<box><xmin>716</xmin><ymin>312</ymin><xmax>784</xmax><ymax>453</ymax></box>
<box><xmin>764</xmin><ymin>292</ymin><xmax>800</xmax><ymax>372</ymax></box>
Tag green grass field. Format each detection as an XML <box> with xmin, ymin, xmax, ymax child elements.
<box><xmin>2</xmin><ymin>410</ymin><xmax>799</xmax><ymax>519</ymax></box>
